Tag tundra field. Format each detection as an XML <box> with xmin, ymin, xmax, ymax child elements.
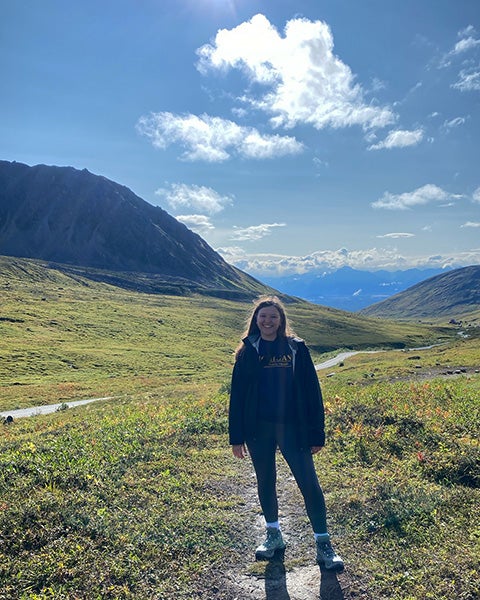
<box><xmin>0</xmin><ymin>260</ymin><xmax>479</xmax><ymax>599</ymax></box>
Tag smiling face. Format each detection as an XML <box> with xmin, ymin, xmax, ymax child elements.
<box><xmin>256</xmin><ymin>306</ymin><xmax>281</xmax><ymax>341</ymax></box>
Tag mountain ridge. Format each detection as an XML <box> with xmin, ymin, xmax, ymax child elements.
<box><xmin>0</xmin><ymin>160</ymin><xmax>271</xmax><ymax>300</ymax></box>
<box><xmin>359</xmin><ymin>265</ymin><xmax>480</xmax><ymax>320</ymax></box>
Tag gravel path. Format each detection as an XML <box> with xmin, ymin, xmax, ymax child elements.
<box><xmin>0</xmin><ymin>396</ymin><xmax>113</xmax><ymax>420</ymax></box>
<box><xmin>216</xmin><ymin>456</ymin><xmax>356</xmax><ymax>600</ymax></box>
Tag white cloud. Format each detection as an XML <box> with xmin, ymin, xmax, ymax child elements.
<box><xmin>136</xmin><ymin>111</ymin><xmax>303</xmax><ymax>162</ymax></box>
<box><xmin>473</xmin><ymin>187</ymin><xmax>480</xmax><ymax>203</ymax></box>
<box><xmin>175</xmin><ymin>214</ymin><xmax>215</xmax><ymax>234</ymax></box>
<box><xmin>313</xmin><ymin>156</ymin><xmax>329</xmax><ymax>169</ymax></box>
<box><xmin>215</xmin><ymin>246</ymin><xmax>245</xmax><ymax>262</ymax></box>
<box><xmin>440</xmin><ymin>26</ymin><xmax>480</xmax><ymax>68</ymax></box>
<box><xmin>443</xmin><ymin>117</ymin><xmax>466</xmax><ymax>129</ymax></box>
<box><xmin>216</xmin><ymin>246</ymin><xmax>480</xmax><ymax>276</ymax></box>
<box><xmin>155</xmin><ymin>183</ymin><xmax>233</xmax><ymax>214</ymax></box>
<box><xmin>230</xmin><ymin>223</ymin><xmax>286</xmax><ymax>241</ymax></box>
<box><xmin>370</xmin><ymin>77</ymin><xmax>387</xmax><ymax>92</ymax></box>
<box><xmin>368</xmin><ymin>128</ymin><xmax>424</xmax><ymax>150</ymax></box>
<box><xmin>452</xmin><ymin>36</ymin><xmax>480</xmax><ymax>55</ymax></box>
<box><xmin>371</xmin><ymin>184</ymin><xmax>450</xmax><ymax>210</ymax></box>
<box><xmin>376</xmin><ymin>233</ymin><xmax>415</xmax><ymax>239</ymax></box>
<box><xmin>438</xmin><ymin>26</ymin><xmax>480</xmax><ymax>91</ymax></box>
<box><xmin>231</xmin><ymin>107</ymin><xmax>248</xmax><ymax>119</ymax></box>
<box><xmin>197</xmin><ymin>14</ymin><xmax>396</xmax><ymax>131</ymax></box>
<box><xmin>459</xmin><ymin>26</ymin><xmax>476</xmax><ymax>38</ymax></box>
<box><xmin>461</xmin><ymin>221</ymin><xmax>480</xmax><ymax>228</ymax></box>
<box><xmin>452</xmin><ymin>68</ymin><xmax>480</xmax><ymax>92</ymax></box>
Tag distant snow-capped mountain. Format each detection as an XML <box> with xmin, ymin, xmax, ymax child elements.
<box><xmin>259</xmin><ymin>266</ymin><xmax>450</xmax><ymax>311</ymax></box>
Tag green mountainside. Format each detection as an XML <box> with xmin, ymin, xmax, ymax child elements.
<box><xmin>360</xmin><ymin>265</ymin><xmax>480</xmax><ymax>321</ymax></box>
<box><xmin>0</xmin><ymin>255</ymin><xmax>478</xmax><ymax>600</ymax></box>
<box><xmin>0</xmin><ymin>255</ymin><xmax>455</xmax><ymax>412</ymax></box>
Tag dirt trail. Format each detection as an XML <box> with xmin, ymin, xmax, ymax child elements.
<box><xmin>217</xmin><ymin>456</ymin><xmax>356</xmax><ymax>600</ymax></box>
<box><xmin>214</xmin><ymin>363</ymin><xmax>478</xmax><ymax>599</ymax></box>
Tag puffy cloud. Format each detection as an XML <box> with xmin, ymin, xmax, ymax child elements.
<box><xmin>371</xmin><ymin>184</ymin><xmax>450</xmax><ymax>210</ymax></box>
<box><xmin>473</xmin><ymin>187</ymin><xmax>480</xmax><ymax>203</ymax></box>
<box><xmin>376</xmin><ymin>233</ymin><xmax>415</xmax><ymax>239</ymax></box>
<box><xmin>452</xmin><ymin>36</ymin><xmax>480</xmax><ymax>55</ymax></box>
<box><xmin>155</xmin><ymin>183</ymin><xmax>233</xmax><ymax>214</ymax></box>
<box><xmin>368</xmin><ymin>128</ymin><xmax>424</xmax><ymax>150</ymax></box>
<box><xmin>197</xmin><ymin>14</ymin><xmax>395</xmax><ymax>131</ymax></box>
<box><xmin>215</xmin><ymin>246</ymin><xmax>246</xmax><ymax>263</ymax></box>
<box><xmin>136</xmin><ymin>111</ymin><xmax>303</xmax><ymax>162</ymax></box>
<box><xmin>461</xmin><ymin>221</ymin><xmax>480</xmax><ymax>228</ymax></box>
<box><xmin>216</xmin><ymin>246</ymin><xmax>480</xmax><ymax>276</ymax></box>
<box><xmin>175</xmin><ymin>214</ymin><xmax>214</xmax><ymax>234</ymax></box>
<box><xmin>440</xmin><ymin>26</ymin><xmax>480</xmax><ymax>68</ymax></box>
<box><xmin>230</xmin><ymin>223</ymin><xmax>286</xmax><ymax>241</ymax></box>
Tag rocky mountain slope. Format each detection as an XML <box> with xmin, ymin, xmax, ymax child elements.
<box><xmin>0</xmin><ymin>160</ymin><xmax>269</xmax><ymax>299</ymax></box>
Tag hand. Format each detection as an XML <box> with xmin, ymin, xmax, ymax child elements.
<box><xmin>311</xmin><ymin>446</ymin><xmax>323</xmax><ymax>455</ymax></box>
<box><xmin>232</xmin><ymin>444</ymin><xmax>248</xmax><ymax>459</ymax></box>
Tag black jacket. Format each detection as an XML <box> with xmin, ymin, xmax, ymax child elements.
<box><xmin>229</xmin><ymin>334</ymin><xmax>325</xmax><ymax>448</ymax></box>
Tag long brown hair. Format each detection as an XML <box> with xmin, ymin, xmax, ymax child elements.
<box><xmin>235</xmin><ymin>296</ymin><xmax>294</xmax><ymax>357</ymax></box>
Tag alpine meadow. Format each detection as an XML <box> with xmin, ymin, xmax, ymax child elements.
<box><xmin>0</xmin><ymin>256</ymin><xmax>479</xmax><ymax>599</ymax></box>
<box><xmin>2</xmin><ymin>3</ymin><xmax>480</xmax><ymax>597</ymax></box>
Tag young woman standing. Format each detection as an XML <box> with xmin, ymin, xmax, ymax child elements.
<box><xmin>229</xmin><ymin>296</ymin><xmax>343</xmax><ymax>570</ymax></box>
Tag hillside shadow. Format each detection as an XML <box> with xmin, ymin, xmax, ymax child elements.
<box><xmin>262</xmin><ymin>559</ymin><xmax>345</xmax><ymax>600</ymax></box>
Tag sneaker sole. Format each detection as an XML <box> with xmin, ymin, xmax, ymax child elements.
<box><xmin>317</xmin><ymin>559</ymin><xmax>345</xmax><ymax>572</ymax></box>
<box><xmin>255</xmin><ymin>546</ymin><xmax>286</xmax><ymax>561</ymax></box>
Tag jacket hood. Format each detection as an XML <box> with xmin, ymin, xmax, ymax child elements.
<box><xmin>244</xmin><ymin>334</ymin><xmax>304</xmax><ymax>354</ymax></box>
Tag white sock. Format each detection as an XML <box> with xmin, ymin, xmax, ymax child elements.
<box><xmin>266</xmin><ymin>520</ymin><xmax>280</xmax><ymax>530</ymax></box>
<box><xmin>314</xmin><ymin>532</ymin><xmax>330</xmax><ymax>542</ymax></box>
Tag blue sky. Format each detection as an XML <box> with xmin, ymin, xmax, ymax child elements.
<box><xmin>1</xmin><ymin>0</ymin><xmax>479</xmax><ymax>276</ymax></box>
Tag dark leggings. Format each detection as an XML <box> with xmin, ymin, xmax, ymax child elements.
<box><xmin>246</xmin><ymin>421</ymin><xmax>327</xmax><ymax>533</ymax></box>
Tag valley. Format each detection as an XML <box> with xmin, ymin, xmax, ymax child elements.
<box><xmin>0</xmin><ymin>256</ymin><xmax>478</xmax><ymax>599</ymax></box>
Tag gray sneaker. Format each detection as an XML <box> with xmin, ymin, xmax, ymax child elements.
<box><xmin>316</xmin><ymin>540</ymin><xmax>344</xmax><ymax>571</ymax></box>
<box><xmin>255</xmin><ymin>527</ymin><xmax>286</xmax><ymax>560</ymax></box>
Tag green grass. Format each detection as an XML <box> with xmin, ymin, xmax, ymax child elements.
<box><xmin>0</xmin><ymin>256</ymin><xmax>455</xmax><ymax>412</ymax></box>
<box><xmin>316</xmin><ymin>336</ymin><xmax>480</xmax><ymax>385</ymax></box>
<box><xmin>317</xmin><ymin>371</ymin><xmax>479</xmax><ymax>599</ymax></box>
<box><xmin>1</xmin><ymin>359</ymin><xmax>478</xmax><ymax>599</ymax></box>
<box><xmin>0</xmin><ymin>390</ymin><xmax>239</xmax><ymax>599</ymax></box>
<box><xmin>0</xmin><ymin>256</ymin><xmax>478</xmax><ymax>599</ymax></box>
